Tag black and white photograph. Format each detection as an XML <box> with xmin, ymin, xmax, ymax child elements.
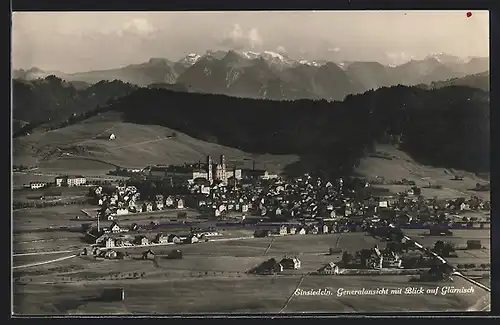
<box><xmin>11</xmin><ymin>10</ymin><xmax>490</xmax><ymax>315</ymax></box>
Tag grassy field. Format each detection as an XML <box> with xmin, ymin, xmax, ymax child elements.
<box><xmin>13</xmin><ymin>204</ymin><xmax>95</xmax><ymax>231</ymax></box>
<box><xmin>357</xmin><ymin>144</ymin><xmax>490</xmax><ymax>200</ymax></box>
<box><xmin>13</xmin><ymin>112</ymin><xmax>298</xmax><ymax>173</ymax></box>
<box><xmin>13</xmin><ymin>273</ymin><xmax>489</xmax><ymax>314</ymax></box>
<box><xmin>13</xmin><ymin>204</ymin><xmax>94</xmax><ymax>253</ymax></box>
<box><xmin>13</xmin><ymin>231</ymin><xmax>85</xmax><ymax>254</ymax></box>
<box><xmin>13</xmin><ymin>186</ymin><xmax>91</xmax><ymax>206</ymax></box>
<box><xmin>12</xmin><ymin>231</ymin><xmax>491</xmax><ymax>314</ymax></box>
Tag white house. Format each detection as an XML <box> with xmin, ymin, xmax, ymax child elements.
<box><xmin>30</xmin><ymin>182</ymin><xmax>47</xmax><ymax>190</ymax></box>
<box><xmin>318</xmin><ymin>262</ymin><xmax>340</xmax><ymax>275</ymax></box>
<box><xmin>110</xmin><ymin>222</ymin><xmax>121</xmax><ymax>233</ymax></box>
<box><xmin>109</xmin><ymin>133</ymin><xmax>116</xmax><ymax>140</ymax></box>
<box><xmin>105</xmin><ymin>237</ymin><xmax>115</xmax><ymax>248</ymax></box>
<box><xmin>280</xmin><ymin>257</ymin><xmax>301</xmax><ymax>270</ymax></box>
<box><xmin>116</xmin><ymin>208</ymin><xmax>129</xmax><ymax>216</ymax></box>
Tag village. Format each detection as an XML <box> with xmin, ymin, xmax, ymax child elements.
<box><xmin>23</xmin><ymin>154</ymin><xmax>484</xmax><ymax>285</ymax></box>
<box><xmin>13</xmin><ymin>154</ymin><xmax>491</xmax><ymax>314</ymax></box>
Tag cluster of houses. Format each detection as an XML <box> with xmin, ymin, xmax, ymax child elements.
<box><xmin>183</xmin><ymin>171</ymin><xmax>489</xmax><ymax>229</ymax></box>
<box><xmin>340</xmin><ymin>245</ymin><xmax>404</xmax><ymax>270</ymax></box>
<box><xmin>83</xmin><ymin>245</ymin><xmax>183</xmax><ymax>261</ymax></box>
<box><xmin>253</xmin><ymin>223</ymin><xmax>333</xmax><ymax>238</ymax></box>
<box><xmin>27</xmin><ymin>175</ymin><xmax>88</xmax><ymax>190</ymax></box>
<box><xmin>182</xmin><ymin>174</ymin><xmax>348</xmax><ymax>221</ymax></box>
<box><xmin>92</xmin><ymin>185</ymin><xmax>186</xmax><ymax>220</ymax></box>
<box><xmin>93</xmin><ymin>221</ymin><xmax>211</xmax><ymax>248</ymax></box>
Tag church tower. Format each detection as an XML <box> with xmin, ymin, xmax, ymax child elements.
<box><xmin>207</xmin><ymin>155</ymin><xmax>213</xmax><ymax>185</ymax></box>
<box><xmin>220</xmin><ymin>155</ymin><xmax>227</xmax><ymax>185</ymax></box>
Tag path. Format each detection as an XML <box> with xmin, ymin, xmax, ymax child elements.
<box><xmin>279</xmin><ymin>273</ymin><xmax>309</xmax><ymax>313</ymax></box>
<box><xmin>13</xmin><ymin>254</ymin><xmax>77</xmax><ymax>270</ymax></box>
<box><xmin>264</xmin><ymin>237</ymin><xmax>275</xmax><ymax>255</ymax></box>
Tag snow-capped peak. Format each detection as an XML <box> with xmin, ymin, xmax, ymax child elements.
<box><xmin>262</xmin><ymin>51</ymin><xmax>285</xmax><ymax>61</ymax></box>
<box><xmin>299</xmin><ymin>59</ymin><xmax>321</xmax><ymax>67</ymax></box>
<box><xmin>242</xmin><ymin>51</ymin><xmax>261</xmax><ymax>60</ymax></box>
<box><xmin>178</xmin><ymin>53</ymin><xmax>202</xmax><ymax>67</ymax></box>
<box><xmin>241</xmin><ymin>50</ymin><xmax>287</xmax><ymax>62</ymax></box>
<box><xmin>425</xmin><ymin>52</ymin><xmax>466</xmax><ymax>64</ymax></box>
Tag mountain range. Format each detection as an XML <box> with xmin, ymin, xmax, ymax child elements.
<box><xmin>13</xmin><ymin>50</ymin><xmax>489</xmax><ymax>101</ymax></box>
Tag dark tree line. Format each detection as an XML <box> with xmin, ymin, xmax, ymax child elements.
<box><xmin>110</xmin><ymin>85</ymin><xmax>488</xmax><ymax>176</ymax></box>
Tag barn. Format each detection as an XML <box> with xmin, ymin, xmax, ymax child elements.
<box><xmin>100</xmin><ymin>288</ymin><xmax>125</xmax><ymax>302</ymax></box>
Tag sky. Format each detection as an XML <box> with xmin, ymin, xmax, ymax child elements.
<box><xmin>12</xmin><ymin>11</ymin><xmax>489</xmax><ymax>73</ymax></box>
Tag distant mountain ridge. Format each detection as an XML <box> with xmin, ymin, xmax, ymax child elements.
<box><xmin>14</xmin><ymin>50</ymin><xmax>489</xmax><ymax>101</ymax></box>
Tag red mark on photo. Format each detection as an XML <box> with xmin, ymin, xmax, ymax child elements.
<box><xmin>466</xmin><ymin>12</ymin><xmax>472</xmax><ymax>18</ymax></box>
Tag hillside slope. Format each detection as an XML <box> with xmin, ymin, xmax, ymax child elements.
<box><xmin>356</xmin><ymin>144</ymin><xmax>490</xmax><ymax>200</ymax></box>
<box><xmin>13</xmin><ymin>111</ymin><xmax>298</xmax><ymax>173</ymax></box>
<box><xmin>428</xmin><ymin>71</ymin><xmax>489</xmax><ymax>91</ymax></box>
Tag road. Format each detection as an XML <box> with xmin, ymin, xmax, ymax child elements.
<box><xmin>13</xmin><ymin>249</ymin><xmax>80</xmax><ymax>257</ymax></box>
<box><xmin>13</xmin><ymin>254</ymin><xmax>77</xmax><ymax>270</ymax></box>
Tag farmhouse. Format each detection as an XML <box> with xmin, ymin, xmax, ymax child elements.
<box><xmin>317</xmin><ymin>262</ymin><xmax>340</xmax><ymax>275</ymax></box>
<box><xmin>359</xmin><ymin>246</ymin><xmax>383</xmax><ymax>269</ymax></box>
<box><xmin>279</xmin><ymin>256</ymin><xmax>301</xmax><ymax>270</ymax></box>
<box><xmin>110</xmin><ymin>221</ymin><xmax>122</xmax><ymax>233</ymax></box>
<box><xmin>104</xmin><ymin>249</ymin><xmax>118</xmax><ymax>259</ymax></box>
<box><xmin>183</xmin><ymin>234</ymin><xmax>199</xmax><ymax>244</ymax></box>
<box><xmin>466</xmin><ymin>240</ymin><xmax>482</xmax><ymax>250</ymax></box>
<box><xmin>165</xmin><ymin>196</ymin><xmax>174</xmax><ymax>207</ymax></box>
<box><xmin>142</xmin><ymin>249</ymin><xmax>155</xmax><ymax>260</ymax></box>
<box><xmin>166</xmin><ymin>249</ymin><xmax>183</xmax><ymax>259</ymax></box>
<box><xmin>167</xmin><ymin>234</ymin><xmax>182</xmax><ymax>244</ymax></box>
<box><xmin>382</xmin><ymin>251</ymin><xmax>403</xmax><ymax>268</ymax></box>
<box><xmin>135</xmin><ymin>236</ymin><xmax>149</xmax><ymax>246</ymax></box>
<box><xmin>254</xmin><ymin>229</ymin><xmax>270</xmax><ymax>238</ymax></box>
<box><xmin>249</xmin><ymin>258</ymin><xmax>283</xmax><ymax>275</ymax></box>
<box><xmin>105</xmin><ymin>237</ymin><xmax>115</xmax><ymax>248</ymax></box>
<box><xmin>154</xmin><ymin>233</ymin><xmax>169</xmax><ymax>244</ymax></box>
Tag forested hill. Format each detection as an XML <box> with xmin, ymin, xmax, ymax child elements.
<box><xmin>81</xmin><ymin>84</ymin><xmax>489</xmax><ymax>177</ymax></box>
<box><xmin>13</xmin><ymin>76</ymin><xmax>137</xmax><ymax>126</ymax></box>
